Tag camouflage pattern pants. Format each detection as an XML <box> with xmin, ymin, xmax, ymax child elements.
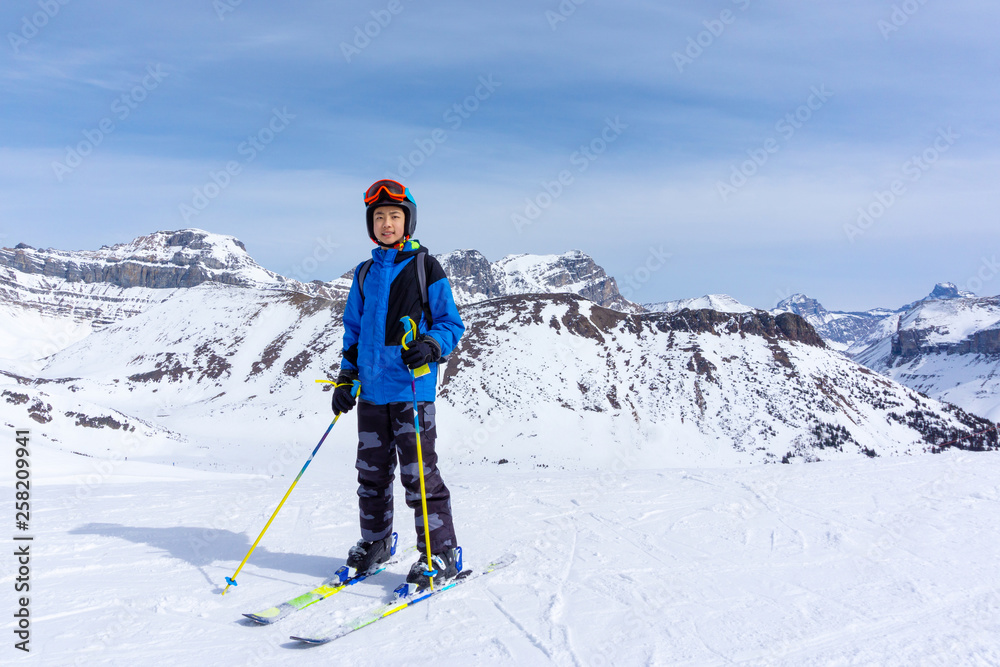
<box><xmin>355</xmin><ymin>400</ymin><xmax>457</xmax><ymax>553</ymax></box>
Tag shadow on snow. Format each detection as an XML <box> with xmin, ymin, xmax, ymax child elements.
<box><xmin>68</xmin><ymin>522</ymin><xmax>345</xmax><ymax>592</ymax></box>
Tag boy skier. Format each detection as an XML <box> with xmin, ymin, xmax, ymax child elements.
<box><xmin>331</xmin><ymin>179</ymin><xmax>466</xmax><ymax>590</ymax></box>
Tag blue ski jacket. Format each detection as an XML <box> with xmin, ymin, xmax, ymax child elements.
<box><xmin>340</xmin><ymin>240</ymin><xmax>465</xmax><ymax>405</ymax></box>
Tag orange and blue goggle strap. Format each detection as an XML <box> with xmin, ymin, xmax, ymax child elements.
<box><xmin>364</xmin><ymin>179</ymin><xmax>413</xmax><ymax>205</ymax></box>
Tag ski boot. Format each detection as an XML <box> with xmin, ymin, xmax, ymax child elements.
<box><xmin>401</xmin><ymin>547</ymin><xmax>462</xmax><ymax>595</ymax></box>
<box><xmin>345</xmin><ymin>534</ymin><xmax>395</xmax><ymax>575</ymax></box>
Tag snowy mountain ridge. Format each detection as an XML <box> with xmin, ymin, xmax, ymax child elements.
<box><xmin>644</xmin><ymin>293</ymin><xmax>754</xmax><ymax>314</ymax></box>
<box><xmin>772</xmin><ymin>283</ymin><xmax>1000</xmax><ymax>422</ymax></box>
<box><xmin>771</xmin><ymin>293</ymin><xmax>898</xmax><ymax>355</ymax></box>
<box><xmin>771</xmin><ymin>282</ymin><xmax>989</xmax><ymax>355</ymax></box>
<box><xmin>0</xmin><ymin>232</ymin><xmax>633</xmax><ymax>364</ymax></box>
<box><xmin>0</xmin><ymin>229</ymin><xmax>345</xmax><ymax>360</ymax></box>
<box><xmin>3</xmin><ymin>284</ymin><xmax>996</xmax><ymax>473</ymax></box>
<box><xmin>434</xmin><ymin>248</ymin><xmax>640</xmax><ymax>312</ymax></box>
<box><xmin>892</xmin><ymin>296</ymin><xmax>1000</xmax><ymax>352</ymax></box>
<box><xmin>899</xmin><ymin>281</ymin><xmax>977</xmax><ymax>312</ymax></box>
<box><xmin>2</xmin><ymin>230</ymin><xmax>997</xmax><ymax>473</ymax></box>
<box><xmin>0</xmin><ymin>229</ymin><xmax>286</xmax><ymax>289</ymax></box>
<box><xmin>853</xmin><ymin>295</ymin><xmax>1000</xmax><ymax>421</ymax></box>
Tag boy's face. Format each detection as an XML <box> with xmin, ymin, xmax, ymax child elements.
<box><xmin>372</xmin><ymin>205</ymin><xmax>406</xmax><ymax>246</ymax></box>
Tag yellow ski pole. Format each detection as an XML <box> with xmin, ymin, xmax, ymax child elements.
<box><xmin>222</xmin><ymin>378</ymin><xmax>360</xmax><ymax>595</ymax></box>
<box><xmin>400</xmin><ymin>317</ymin><xmax>435</xmax><ymax>590</ymax></box>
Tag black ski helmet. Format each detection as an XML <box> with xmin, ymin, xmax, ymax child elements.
<box><xmin>364</xmin><ymin>180</ymin><xmax>417</xmax><ymax>245</ymax></box>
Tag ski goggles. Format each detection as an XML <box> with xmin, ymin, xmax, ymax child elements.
<box><xmin>364</xmin><ymin>179</ymin><xmax>415</xmax><ymax>205</ymax></box>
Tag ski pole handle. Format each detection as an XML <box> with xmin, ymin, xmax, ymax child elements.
<box><xmin>399</xmin><ymin>316</ymin><xmax>431</xmax><ymax>378</ymax></box>
<box><xmin>316</xmin><ymin>378</ymin><xmax>361</xmax><ymax>395</ymax></box>
<box><xmin>317</xmin><ymin>378</ymin><xmax>361</xmax><ymax>419</ymax></box>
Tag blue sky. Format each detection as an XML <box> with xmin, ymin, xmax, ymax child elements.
<box><xmin>1</xmin><ymin>0</ymin><xmax>997</xmax><ymax>311</ymax></box>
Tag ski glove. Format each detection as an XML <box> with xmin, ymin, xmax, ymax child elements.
<box><xmin>331</xmin><ymin>372</ymin><xmax>358</xmax><ymax>415</ymax></box>
<box><xmin>400</xmin><ymin>334</ymin><xmax>441</xmax><ymax>370</ymax></box>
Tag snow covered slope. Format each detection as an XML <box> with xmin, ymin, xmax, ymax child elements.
<box><xmin>3</xmin><ymin>230</ymin><xmax>996</xmax><ymax>472</ymax></box>
<box><xmin>6</xmin><ymin>286</ymin><xmax>993</xmax><ymax>472</ymax></box>
<box><xmin>14</xmin><ymin>450</ymin><xmax>1000</xmax><ymax>665</ymax></box>
<box><xmin>856</xmin><ymin>295</ymin><xmax>1000</xmax><ymax>422</ymax></box>
<box><xmin>0</xmin><ymin>263</ymin><xmax>178</xmax><ymax>361</ymax></box>
<box><xmin>0</xmin><ymin>230</ymin><xmax>342</xmax><ymax>362</ymax></box>
<box><xmin>4</xmin><ymin>283</ymin><xmax>347</xmax><ymax>473</ymax></box>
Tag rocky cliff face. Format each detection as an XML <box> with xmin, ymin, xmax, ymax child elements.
<box><xmin>0</xmin><ymin>230</ymin><xmax>347</xmax><ymax>349</ymax></box>
<box><xmin>965</xmin><ymin>327</ymin><xmax>1000</xmax><ymax>355</ymax></box>
<box><xmin>437</xmin><ymin>249</ymin><xmax>640</xmax><ymax>312</ymax></box>
<box><xmin>772</xmin><ymin>293</ymin><xmax>898</xmax><ymax>355</ymax></box>
<box><xmin>854</xmin><ymin>294</ymin><xmax>1000</xmax><ymax>421</ymax></box>
<box><xmin>888</xmin><ymin>298</ymin><xmax>1000</xmax><ymax>358</ymax></box>
<box><xmin>435</xmin><ymin>250</ymin><xmax>505</xmax><ymax>303</ymax></box>
<box><xmin>567</xmin><ymin>301</ymin><xmax>826</xmax><ymax>349</ymax></box>
<box><xmin>0</xmin><ymin>230</ymin><xmax>284</xmax><ymax>289</ymax></box>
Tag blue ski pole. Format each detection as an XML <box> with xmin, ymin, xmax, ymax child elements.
<box><xmin>222</xmin><ymin>378</ymin><xmax>360</xmax><ymax>595</ymax></box>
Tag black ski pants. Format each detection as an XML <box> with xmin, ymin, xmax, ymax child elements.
<box><xmin>355</xmin><ymin>400</ymin><xmax>457</xmax><ymax>553</ymax></box>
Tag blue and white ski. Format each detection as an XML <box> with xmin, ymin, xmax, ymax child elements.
<box><xmin>243</xmin><ymin>533</ymin><xmax>413</xmax><ymax>625</ymax></box>
<box><xmin>289</xmin><ymin>553</ymin><xmax>516</xmax><ymax>645</ymax></box>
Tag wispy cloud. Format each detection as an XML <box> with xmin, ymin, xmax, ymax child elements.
<box><xmin>0</xmin><ymin>0</ymin><xmax>997</xmax><ymax>309</ymax></box>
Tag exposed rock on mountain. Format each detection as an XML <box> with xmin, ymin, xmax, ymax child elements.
<box><xmin>853</xmin><ymin>294</ymin><xmax>1000</xmax><ymax>421</ymax></box>
<box><xmin>774</xmin><ymin>283</ymin><xmax>985</xmax><ymax>357</ymax></box>
<box><xmin>0</xmin><ymin>230</ymin><xmax>285</xmax><ymax>289</ymax></box>
<box><xmin>2</xmin><ymin>231</ymin><xmax>996</xmax><ymax>470</ymax></box>
<box><xmin>434</xmin><ymin>250</ymin><xmax>505</xmax><ymax>303</ymax></box>
<box><xmin>437</xmin><ymin>249</ymin><xmax>640</xmax><ymax>312</ymax></box>
<box><xmin>771</xmin><ymin>294</ymin><xmax>897</xmax><ymax>355</ymax></box>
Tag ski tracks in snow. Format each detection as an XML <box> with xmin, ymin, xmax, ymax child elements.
<box><xmin>485</xmin><ymin>588</ymin><xmax>561</xmax><ymax>664</ymax></box>
<box><xmin>543</xmin><ymin>523</ymin><xmax>583</xmax><ymax>667</ymax></box>
<box><xmin>504</xmin><ymin>506</ymin><xmax>585</xmax><ymax>666</ymax></box>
